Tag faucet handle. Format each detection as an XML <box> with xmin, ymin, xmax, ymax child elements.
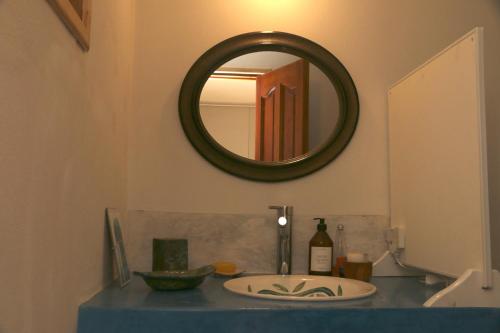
<box><xmin>269</xmin><ymin>205</ymin><xmax>292</xmax><ymax>215</ymax></box>
<box><xmin>269</xmin><ymin>205</ymin><xmax>292</xmax><ymax>227</ymax></box>
<box><xmin>269</xmin><ymin>205</ymin><xmax>284</xmax><ymax>216</ymax></box>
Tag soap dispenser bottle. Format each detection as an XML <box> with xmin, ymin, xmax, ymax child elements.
<box><xmin>308</xmin><ymin>218</ymin><xmax>333</xmax><ymax>276</ymax></box>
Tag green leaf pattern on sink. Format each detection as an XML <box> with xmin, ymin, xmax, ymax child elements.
<box><xmin>292</xmin><ymin>281</ymin><xmax>306</xmax><ymax>293</ymax></box>
<box><xmin>249</xmin><ymin>281</ymin><xmax>337</xmax><ymax>298</ymax></box>
<box><xmin>272</xmin><ymin>283</ymin><xmax>289</xmax><ymax>292</ymax></box>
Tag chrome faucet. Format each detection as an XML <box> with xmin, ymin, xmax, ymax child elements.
<box><xmin>269</xmin><ymin>205</ymin><xmax>293</xmax><ymax>275</ymax></box>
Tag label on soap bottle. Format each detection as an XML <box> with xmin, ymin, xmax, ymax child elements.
<box><xmin>310</xmin><ymin>246</ymin><xmax>332</xmax><ymax>272</ymax></box>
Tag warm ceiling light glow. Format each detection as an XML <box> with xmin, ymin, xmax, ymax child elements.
<box><xmin>248</xmin><ymin>0</ymin><xmax>304</xmax><ymax>13</ymax></box>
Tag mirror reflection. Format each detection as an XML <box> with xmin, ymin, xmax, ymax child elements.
<box><xmin>200</xmin><ymin>51</ymin><xmax>339</xmax><ymax>162</ymax></box>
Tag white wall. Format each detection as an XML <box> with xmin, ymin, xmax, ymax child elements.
<box><xmin>129</xmin><ymin>0</ymin><xmax>500</xmax><ymax>267</ymax></box>
<box><xmin>309</xmin><ymin>64</ymin><xmax>338</xmax><ymax>150</ymax></box>
<box><xmin>201</xmin><ymin>104</ymin><xmax>256</xmax><ymax>158</ymax></box>
<box><xmin>200</xmin><ymin>77</ymin><xmax>256</xmax><ymax>105</ymax></box>
<box><xmin>200</xmin><ymin>77</ymin><xmax>256</xmax><ymax>158</ymax></box>
<box><xmin>130</xmin><ymin>0</ymin><xmax>387</xmax><ymax>216</ymax></box>
<box><xmin>0</xmin><ymin>1</ymin><xmax>134</xmax><ymax>332</ymax></box>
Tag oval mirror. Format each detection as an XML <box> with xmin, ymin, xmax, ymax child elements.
<box><xmin>179</xmin><ymin>32</ymin><xmax>359</xmax><ymax>182</ymax></box>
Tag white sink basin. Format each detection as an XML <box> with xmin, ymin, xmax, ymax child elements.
<box><xmin>223</xmin><ymin>275</ymin><xmax>376</xmax><ymax>301</ymax></box>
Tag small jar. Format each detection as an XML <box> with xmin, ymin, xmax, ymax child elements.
<box><xmin>344</xmin><ymin>252</ymin><xmax>372</xmax><ymax>282</ymax></box>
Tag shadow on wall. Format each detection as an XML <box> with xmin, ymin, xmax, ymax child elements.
<box><xmin>102</xmin><ymin>212</ymin><xmax>113</xmax><ymax>286</ymax></box>
<box><xmin>494</xmin><ymin>1</ymin><xmax>500</xmax><ymax>12</ymax></box>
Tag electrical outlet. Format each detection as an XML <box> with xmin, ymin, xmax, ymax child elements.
<box><xmin>384</xmin><ymin>226</ymin><xmax>405</xmax><ymax>252</ymax></box>
<box><xmin>384</xmin><ymin>228</ymin><xmax>398</xmax><ymax>252</ymax></box>
<box><xmin>397</xmin><ymin>226</ymin><xmax>405</xmax><ymax>249</ymax></box>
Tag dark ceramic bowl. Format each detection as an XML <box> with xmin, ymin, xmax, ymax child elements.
<box><xmin>134</xmin><ymin>265</ymin><xmax>215</xmax><ymax>291</ymax></box>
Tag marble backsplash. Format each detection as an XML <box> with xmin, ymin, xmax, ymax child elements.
<box><xmin>124</xmin><ymin>210</ymin><xmax>389</xmax><ymax>274</ymax></box>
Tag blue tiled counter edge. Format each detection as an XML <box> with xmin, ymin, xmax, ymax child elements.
<box><xmin>77</xmin><ymin>276</ymin><xmax>500</xmax><ymax>333</ymax></box>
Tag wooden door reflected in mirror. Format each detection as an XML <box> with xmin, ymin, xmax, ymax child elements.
<box><xmin>256</xmin><ymin>59</ymin><xmax>308</xmax><ymax>162</ymax></box>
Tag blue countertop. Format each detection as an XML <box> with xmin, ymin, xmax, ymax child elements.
<box><xmin>78</xmin><ymin>276</ymin><xmax>500</xmax><ymax>333</ymax></box>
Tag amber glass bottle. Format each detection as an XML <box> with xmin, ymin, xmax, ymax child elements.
<box><xmin>308</xmin><ymin>218</ymin><xmax>333</xmax><ymax>276</ymax></box>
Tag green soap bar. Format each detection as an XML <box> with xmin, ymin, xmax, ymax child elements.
<box><xmin>152</xmin><ymin>238</ymin><xmax>188</xmax><ymax>271</ymax></box>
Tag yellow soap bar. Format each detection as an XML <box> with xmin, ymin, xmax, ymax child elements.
<box><xmin>213</xmin><ymin>261</ymin><xmax>237</xmax><ymax>274</ymax></box>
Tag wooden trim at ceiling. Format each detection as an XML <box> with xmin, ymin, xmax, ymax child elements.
<box><xmin>211</xmin><ymin>67</ymin><xmax>271</xmax><ymax>80</ymax></box>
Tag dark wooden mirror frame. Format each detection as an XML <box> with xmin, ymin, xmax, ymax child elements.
<box><xmin>178</xmin><ymin>31</ymin><xmax>359</xmax><ymax>182</ymax></box>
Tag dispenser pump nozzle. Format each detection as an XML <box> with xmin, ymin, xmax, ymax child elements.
<box><xmin>313</xmin><ymin>217</ymin><xmax>327</xmax><ymax>231</ymax></box>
